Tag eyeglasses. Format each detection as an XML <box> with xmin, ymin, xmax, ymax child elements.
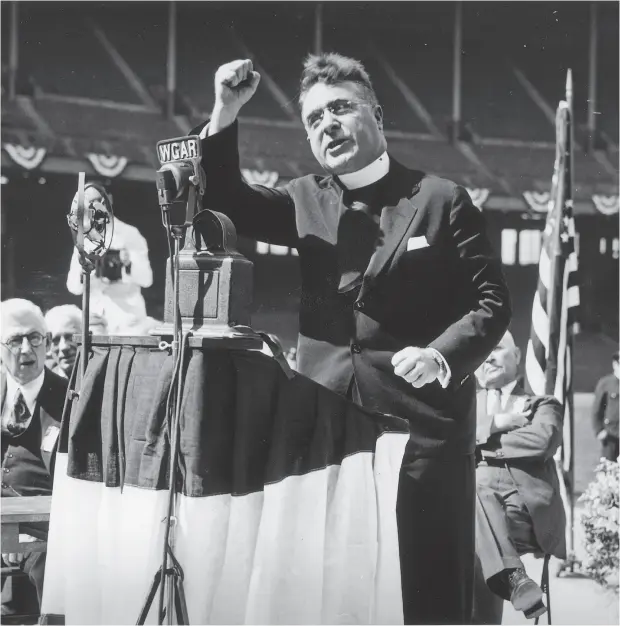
<box><xmin>2</xmin><ymin>332</ymin><xmax>45</xmax><ymax>352</ymax></box>
<box><xmin>304</xmin><ymin>99</ymin><xmax>369</xmax><ymax>131</ymax></box>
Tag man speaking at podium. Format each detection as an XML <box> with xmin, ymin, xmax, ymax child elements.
<box><xmin>193</xmin><ymin>54</ymin><xmax>511</xmax><ymax>624</ymax></box>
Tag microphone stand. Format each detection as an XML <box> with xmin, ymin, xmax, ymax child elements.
<box><xmin>80</xmin><ymin>271</ymin><xmax>90</xmax><ymax>383</ymax></box>
<box><xmin>76</xmin><ymin>173</ymin><xmax>90</xmax><ymax>384</ymax></box>
<box><xmin>67</xmin><ymin>173</ymin><xmax>113</xmax><ymax>417</ymax></box>
<box><xmin>151</xmin><ymin>186</ymin><xmax>200</xmax><ymax>626</ymax></box>
<box><xmin>156</xmin><ymin>223</ymin><xmax>185</xmax><ymax>626</ymax></box>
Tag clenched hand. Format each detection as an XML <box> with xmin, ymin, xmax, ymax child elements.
<box><xmin>391</xmin><ymin>347</ymin><xmax>440</xmax><ymax>388</ymax></box>
<box><xmin>210</xmin><ymin>59</ymin><xmax>261</xmax><ymax>134</ymax></box>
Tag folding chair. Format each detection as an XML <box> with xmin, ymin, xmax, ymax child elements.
<box><xmin>534</xmin><ymin>554</ymin><xmax>552</xmax><ymax>625</ymax></box>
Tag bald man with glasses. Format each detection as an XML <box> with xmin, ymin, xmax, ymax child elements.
<box><xmin>1</xmin><ymin>299</ymin><xmax>68</xmax><ymax>618</ymax></box>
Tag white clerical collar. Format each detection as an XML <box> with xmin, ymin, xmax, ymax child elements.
<box><xmin>338</xmin><ymin>152</ymin><xmax>390</xmax><ymax>190</ymax></box>
<box><xmin>5</xmin><ymin>370</ymin><xmax>45</xmax><ymax>415</ymax></box>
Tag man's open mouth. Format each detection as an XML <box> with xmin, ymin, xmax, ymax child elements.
<box><xmin>327</xmin><ymin>138</ymin><xmax>349</xmax><ymax>152</ymax></box>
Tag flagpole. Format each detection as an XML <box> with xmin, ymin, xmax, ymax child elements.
<box><xmin>564</xmin><ymin>67</ymin><xmax>577</xmax><ymax>571</ymax></box>
<box><xmin>566</xmin><ymin>68</ymin><xmax>574</xmax><ymax>561</ymax></box>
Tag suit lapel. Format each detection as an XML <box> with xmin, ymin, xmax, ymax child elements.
<box><xmin>504</xmin><ymin>384</ymin><xmax>530</xmax><ymax>416</ymax></box>
<box><xmin>360</xmin><ymin>159</ymin><xmax>423</xmax><ymax>295</ymax></box>
<box><xmin>37</xmin><ymin>369</ymin><xmax>62</xmax><ymax>475</ymax></box>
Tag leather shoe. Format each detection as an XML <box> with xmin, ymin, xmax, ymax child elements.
<box><xmin>507</xmin><ymin>568</ymin><xmax>547</xmax><ymax>619</ymax></box>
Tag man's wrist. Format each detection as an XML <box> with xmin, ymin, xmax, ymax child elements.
<box><xmin>208</xmin><ymin>105</ymin><xmax>239</xmax><ymax>136</ymax></box>
<box><xmin>426</xmin><ymin>348</ymin><xmax>451</xmax><ymax>388</ymax></box>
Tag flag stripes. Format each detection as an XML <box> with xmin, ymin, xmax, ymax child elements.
<box><xmin>524</xmin><ymin>99</ymin><xmax>580</xmax><ymax>478</ymax></box>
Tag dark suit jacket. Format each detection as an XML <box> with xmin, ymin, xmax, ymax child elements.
<box><xmin>476</xmin><ymin>385</ymin><xmax>567</xmax><ymax>558</ymax></box>
<box><xmin>1</xmin><ymin>367</ymin><xmax>68</xmax><ymax>494</ymax></box>
<box><xmin>196</xmin><ymin>120</ymin><xmax>511</xmax><ymax>458</ymax></box>
<box><xmin>592</xmin><ymin>373</ymin><xmax>619</xmax><ymax>439</ymax></box>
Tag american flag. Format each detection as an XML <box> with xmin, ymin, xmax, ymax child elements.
<box><xmin>524</xmin><ymin>82</ymin><xmax>580</xmax><ymax>546</ymax></box>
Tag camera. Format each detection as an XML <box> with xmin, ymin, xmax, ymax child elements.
<box><xmin>96</xmin><ymin>249</ymin><xmax>128</xmax><ymax>282</ymax></box>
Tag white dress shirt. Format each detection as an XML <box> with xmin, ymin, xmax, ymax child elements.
<box><xmin>487</xmin><ymin>380</ymin><xmax>519</xmax><ymax>413</ymax></box>
<box><xmin>2</xmin><ymin>370</ymin><xmax>45</xmax><ymax>428</ymax></box>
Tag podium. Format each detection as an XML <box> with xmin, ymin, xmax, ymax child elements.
<box><xmin>40</xmin><ymin>338</ymin><xmax>409</xmax><ymax>625</ymax></box>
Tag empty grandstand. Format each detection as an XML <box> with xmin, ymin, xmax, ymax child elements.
<box><xmin>1</xmin><ymin>1</ymin><xmax>618</xmax><ymax>389</ymax></box>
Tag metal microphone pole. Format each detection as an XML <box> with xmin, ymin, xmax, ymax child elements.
<box><xmin>156</xmin><ymin>207</ymin><xmax>191</xmax><ymax>625</ymax></box>
<box><xmin>81</xmin><ymin>270</ymin><xmax>90</xmax><ymax>383</ymax></box>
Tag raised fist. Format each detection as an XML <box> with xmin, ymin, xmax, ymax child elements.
<box><xmin>210</xmin><ymin>59</ymin><xmax>261</xmax><ymax>134</ymax></box>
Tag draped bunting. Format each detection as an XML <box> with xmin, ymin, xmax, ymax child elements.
<box><xmin>242</xmin><ymin>169</ymin><xmax>279</xmax><ymax>188</ymax></box>
<box><xmin>2</xmin><ymin>143</ymin><xmax>47</xmax><ymax>170</ymax></box>
<box><xmin>592</xmin><ymin>194</ymin><xmax>619</xmax><ymax>216</ymax></box>
<box><xmin>41</xmin><ymin>343</ymin><xmax>409</xmax><ymax>625</ymax></box>
<box><xmin>465</xmin><ymin>187</ymin><xmax>490</xmax><ymax>210</ymax></box>
<box><xmin>86</xmin><ymin>153</ymin><xmax>129</xmax><ymax>178</ymax></box>
<box><xmin>523</xmin><ymin>190</ymin><xmax>551</xmax><ymax>213</ymax></box>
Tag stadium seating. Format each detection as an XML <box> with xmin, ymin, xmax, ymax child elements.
<box><xmin>17</xmin><ymin>4</ymin><xmax>139</xmax><ymax>104</ymax></box>
<box><xmin>2</xmin><ymin>2</ymin><xmax>616</xmax><ymax>193</ymax></box>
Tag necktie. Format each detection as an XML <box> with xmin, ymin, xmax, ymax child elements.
<box><xmin>487</xmin><ymin>388</ymin><xmax>503</xmax><ymax>415</ymax></box>
<box><xmin>5</xmin><ymin>390</ymin><xmax>31</xmax><ymax>436</ymax></box>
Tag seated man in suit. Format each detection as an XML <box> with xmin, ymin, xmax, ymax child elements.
<box><xmin>472</xmin><ymin>330</ymin><xmax>566</xmax><ymax>624</ymax></box>
<box><xmin>44</xmin><ymin>304</ymin><xmax>82</xmax><ymax>380</ymax></box>
<box><xmin>1</xmin><ymin>299</ymin><xmax>68</xmax><ymax>618</ymax></box>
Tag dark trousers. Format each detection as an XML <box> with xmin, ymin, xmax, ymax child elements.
<box><xmin>1</xmin><ymin>551</ymin><xmax>46</xmax><ymax>616</ymax></box>
<box><xmin>397</xmin><ymin>452</ymin><xmax>476</xmax><ymax>625</ymax></box>
<box><xmin>601</xmin><ymin>435</ymin><xmax>619</xmax><ymax>461</ymax></box>
<box><xmin>345</xmin><ymin>379</ymin><xmax>475</xmax><ymax>624</ymax></box>
<box><xmin>472</xmin><ymin>463</ymin><xmax>541</xmax><ymax>625</ymax></box>
<box><xmin>473</xmin><ymin>552</ymin><xmax>504</xmax><ymax>626</ymax></box>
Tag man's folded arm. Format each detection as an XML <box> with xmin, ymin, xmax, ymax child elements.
<box><xmin>191</xmin><ymin>120</ymin><xmax>299</xmax><ymax>248</ymax></box>
<box><xmin>498</xmin><ymin>396</ymin><xmax>563</xmax><ymax>460</ymax></box>
<box><xmin>428</xmin><ymin>185</ymin><xmax>512</xmax><ymax>385</ymax></box>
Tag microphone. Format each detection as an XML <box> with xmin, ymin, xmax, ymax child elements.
<box><xmin>67</xmin><ymin>177</ymin><xmax>114</xmax><ymax>260</ymax></box>
<box><xmin>156</xmin><ymin>162</ymin><xmax>194</xmax><ymax>206</ymax></box>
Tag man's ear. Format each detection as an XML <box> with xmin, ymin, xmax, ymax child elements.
<box><xmin>374</xmin><ymin>105</ymin><xmax>384</xmax><ymax>130</ymax></box>
<box><xmin>514</xmin><ymin>347</ymin><xmax>522</xmax><ymax>366</ymax></box>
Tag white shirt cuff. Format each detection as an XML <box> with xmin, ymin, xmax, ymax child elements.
<box><xmin>199</xmin><ymin>123</ymin><xmax>210</xmax><ymax>140</ymax></box>
<box><xmin>428</xmin><ymin>348</ymin><xmax>452</xmax><ymax>389</ymax></box>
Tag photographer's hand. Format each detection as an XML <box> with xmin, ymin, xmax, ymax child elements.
<box><xmin>209</xmin><ymin>59</ymin><xmax>261</xmax><ymax>135</ymax></box>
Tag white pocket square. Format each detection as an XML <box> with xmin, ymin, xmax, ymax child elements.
<box><xmin>407</xmin><ymin>236</ymin><xmax>429</xmax><ymax>251</ymax></box>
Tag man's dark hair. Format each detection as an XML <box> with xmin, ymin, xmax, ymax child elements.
<box><xmin>613</xmin><ymin>351</ymin><xmax>619</xmax><ymax>363</ymax></box>
<box><xmin>299</xmin><ymin>53</ymin><xmax>379</xmax><ymax>108</ymax></box>
<box><xmin>85</xmin><ymin>181</ymin><xmax>113</xmax><ymax>210</ymax></box>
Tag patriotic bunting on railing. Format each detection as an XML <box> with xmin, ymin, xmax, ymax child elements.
<box><xmin>523</xmin><ymin>191</ymin><xmax>551</xmax><ymax>213</ymax></box>
<box><xmin>86</xmin><ymin>153</ymin><xmax>129</xmax><ymax>178</ymax></box>
<box><xmin>242</xmin><ymin>169</ymin><xmax>279</xmax><ymax>188</ymax></box>
<box><xmin>591</xmin><ymin>194</ymin><xmax>619</xmax><ymax>215</ymax></box>
<box><xmin>2</xmin><ymin>143</ymin><xmax>47</xmax><ymax>170</ymax></box>
<box><xmin>1</xmin><ymin>141</ymin><xmax>615</xmax><ymax>224</ymax></box>
<box><xmin>465</xmin><ymin>187</ymin><xmax>490</xmax><ymax>210</ymax></box>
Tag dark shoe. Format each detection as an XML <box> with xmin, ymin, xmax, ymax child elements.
<box><xmin>507</xmin><ymin>568</ymin><xmax>547</xmax><ymax>619</ymax></box>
